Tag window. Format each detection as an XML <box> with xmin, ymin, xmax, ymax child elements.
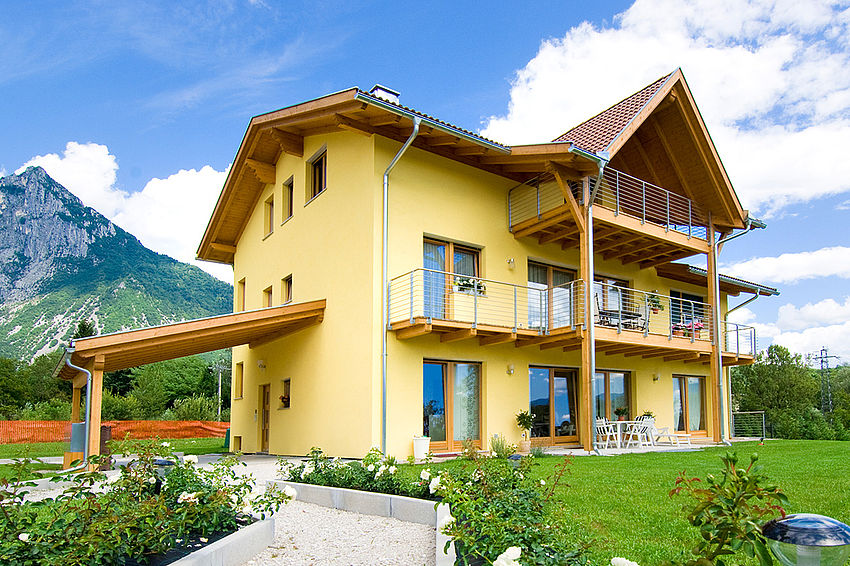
<box><xmin>234</xmin><ymin>362</ymin><xmax>243</xmax><ymax>399</ymax></box>
<box><xmin>309</xmin><ymin>151</ymin><xmax>327</xmax><ymax>200</ymax></box>
<box><xmin>280</xmin><ymin>379</ymin><xmax>291</xmax><ymax>409</ymax></box>
<box><xmin>262</xmin><ymin>286</ymin><xmax>273</xmax><ymax>308</ymax></box>
<box><xmin>282</xmin><ymin>275</ymin><xmax>292</xmax><ymax>304</ymax></box>
<box><xmin>423</xmin><ymin>360</ymin><xmax>481</xmax><ymax>452</ymax></box>
<box><xmin>236</xmin><ymin>279</ymin><xmax>246</xmax><ymax>312</ymax></box>
<box><xmin>594</xmin><ymin>370</ymin><xmax>631</xmax><ymax>421</ymax></box>
<box><xmin>529</xmin><ymin>366</ymin><xmax>578</xmax><ymax>441</ymax></box>
<box><xmin>263</xmin><ymin>195</ymin><xmax>274</xmax><ymax>236</ymax></box>
<box><xmin>673</xmin><ymin>375</ymin><xmax>706</xmax><ymax>433</ymax></box>
<box><xmin>671</xmin><ymin>291</ymin><xmax>705</xmax><ymax>325</ymax></box>
<box><xmin>423</xmin><ymin>239</ymin><xmax>481</xmax><ymax>318</ymax></box>
<box><xmin>528</xmin><ymin>262</ymin><xmax>576</xmax><ymax>329</ymax></box>
<box><xmin>282</xmin><ymin>177</ymin><xmax>294</xmax><ymax>222</ymax></box>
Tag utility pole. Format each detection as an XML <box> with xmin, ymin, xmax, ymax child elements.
<box><xmin>211</xmin><ymin>360</ymin><xmax>230</xmax><ymax>421</ymax></box>
<box><xmin>809</xmin><ymin>347</ymin><xmax>839</xmax><ymax>414</ymax></box>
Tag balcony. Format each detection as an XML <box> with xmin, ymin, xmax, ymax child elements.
<box><xmin>388</xmin><ymin>271</ymin><xmax>755</xmax><ymax>365</ymax></box>
<box><xmin>508</xmin><ymin>167</ymin><xmax>711</xmax><ymax>266</ymax></box>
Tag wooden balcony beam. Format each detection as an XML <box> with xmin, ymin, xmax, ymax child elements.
<box><xmin>440</xmin><ymin>328</ymin><xmax>477</xmax><ymax>343</ymax></box>
<box><xmin>479</xmin><ymin>332</ymin><xmax>517</xmax><ymax>346</ymax></box>
<box><xmin>396</xmin><ymin>323</ymin><xmax>432</xmax><ymax>340</ymax></box>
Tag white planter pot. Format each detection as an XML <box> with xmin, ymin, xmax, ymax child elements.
<box><xmin>412</xmin><ymin>436</ymin><xmax>431</xmax><ymax>460</ymax></box>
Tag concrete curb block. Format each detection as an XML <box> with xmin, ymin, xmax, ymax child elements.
<box><xmin>269</xmin><ymin>480</ymin><xmax>455</xmax><ymax>566</ymax></box>
<box><xmin>171</xmin><ymin>515</ymin><xmax>275</xmax><ymax>566</ymax></box>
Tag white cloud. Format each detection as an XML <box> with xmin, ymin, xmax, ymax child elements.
<box><xmin>721</xmin><ymin>246</ymin><xmax>850</xmax><ymax>284</ymax></box>
<box><xmin>771</xmin><ymin>321</ymin><xmax>850</xmax><ymax>361</ymax></box>
<box><xmin>480</xmin><ymin>0</ymin><xmax>850</xmax><ymax>217</ymax></box>
<box><xmin>17</xmin><ymin>142</ymin><xmax>231</xmax><ymax>282</ymax></box>
<box><xmin>837</xmin><ymin>199</ymin><xmax>850</xmax><ymax>210</ymax></box>
<box><xmin>775</xmin><ymin>297</ymin><xmax>850</xmax><ymax>330</ymax></box>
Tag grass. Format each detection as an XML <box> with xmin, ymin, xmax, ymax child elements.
<box><xmin>403</xmin><ymin>440</ymin><xmax>850</xmax><ymax>565</ymax></box>
<box><xmin>0</xmin><ymin>462</ymin><xmax>63</xmax><ymax>481</ymax></box>
<box><xmin>0</xmin><ymin>436</ymin><xmax>227</xmax><ymax>460</ymax></box>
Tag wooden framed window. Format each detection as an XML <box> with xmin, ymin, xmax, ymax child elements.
<box><xmin>280</xmin><ymin>379</ymin><xmax>291</xmax><ymax>409</ymax></box>
<box><xmin>263</xmin><ymin>195</ymin><xmax>274</xmax><ymax>237</ymax></box>
<box><xmin>282</xmin><ymin>177</ymin><xmax>294</xmax><ymax>222</ymax></box>
<box><xmin>308</xmin><ymin>151</ymin><xmax>327</xmax><ymax>200</ymax></box>
<box><xmin>423</xmin><ymin>360</ymin><xmax>481</xmax><ymax>453</ymax></box>
<box><xmin>282</xmin><ymin>275</ymin><xmax>292</xmax><ymax>304</ymax></box>
<box><xmin>673</xmin><ymin>375</ymin><xmax>706</xmax><ymax>434</ymax></box>
<box><xmin>422</xmin><ymin>238</ymin><xmax>482</xmax><ymax>319</ymax></box>
<box><xmin>262</xmin><ymin>286</ymin><xmax>273</xmax><ymax>308</ymax></box>
<box><xmin>236</xmin><ymin>279</ymin><xmax>246</xmax><ymax>312</ymax></box>
<box><xmin>234</xmin><ymin>362</ymin><xmax>243</xmax><ymax>399</ymax></box>
<box><xmin>593</xmin><ymin>275</ymin><xmax>630</xmax><ymax>310</ymax></box>
<box><xmin>529</xmin><ymin>366</ymin><xmax>579</xmax><ymax>443</ymax></box>
<box><xmin>594</xmin><ymin>370</ymin><xmax>631</xmax><ymax>421</ymax></box>
<box><xmin>527</xmin><ymin>262</ymin><xmax>577</xmax><ymax>329</ymax></box>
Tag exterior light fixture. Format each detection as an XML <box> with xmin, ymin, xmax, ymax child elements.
<box><xmin>763</xmin><ymin>513</ymin><xmax>850</xmax><ymax>566</ymax></box>
<box><xmin>257</xmin><ymin>360</ymin><xmax>266</xmax><ymax>369</ymax></box>
<box><xmin>506</xmin><ymin>363</ymin><xmax>515</xmax><ymax>375</ymax></box>
<box><xmin>506</xmin><ymin>257</ymin><xmax>515</xmax><ymax>269</ymax></box>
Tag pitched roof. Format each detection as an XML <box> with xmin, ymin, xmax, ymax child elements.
<box><xmin>553</xmin><ymin>71</ymin><xmax>675</xmax><ymax>153</ymax></box>
<box><xmin>655</xmin><ymin>263</ymin><xmax>779</xmax><ymax>297</ymax></box>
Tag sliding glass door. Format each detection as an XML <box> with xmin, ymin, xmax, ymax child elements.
<box><xmin>594</xmin><ymin>370</ymin><xmax>631</xmax><ymax>421</ymax></box>
<box><xmin>529</xmin><ymin>366</ymin><xmax>579</xmax><ymax>444</ymax></box>
<box><xmin>423</xmin><ymin>361</ymin><xmax>481</xmax><ymax>452</ymax></box>
<box><xmin>673</xmin><ymin>375</ymin><xmax>706</xmax><ymax>434</ymax></box>
<box><xmin>528</xmin><ymin>262</ymin><xmax>576</xmax><ymax>330</ymax></box>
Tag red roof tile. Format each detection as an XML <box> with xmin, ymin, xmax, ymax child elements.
<box><xmin>553</xmin><ymin>71</ymin><xmax>675</xmax><ymax>153</ymax></box>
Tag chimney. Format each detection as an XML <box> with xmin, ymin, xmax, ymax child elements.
<box><xmin>369</xmin><ymin>84</ymin><xmax>400</xmax><ymax>105</ymax></box>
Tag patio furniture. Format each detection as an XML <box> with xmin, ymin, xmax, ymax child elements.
<box><xmin>595</xmin><ymin>418</ymin><xmax>617</xmax><ymax>449</ymax></box>
<box><xmin>647</xmin><ymin>420</ymin><xmax>692</xmax><ymax>446</ymax></box>
<box><xmin>624</xmin><ymin>419</ymin><xmax>653</xmax><ymax>448</ymax></box>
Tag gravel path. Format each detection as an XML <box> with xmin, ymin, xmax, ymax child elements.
<box><xmin>245</xmin><ymin>500</ymin><xmax>435</xmax><ymax>566</ymax></box>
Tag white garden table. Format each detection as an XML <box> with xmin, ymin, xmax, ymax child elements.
<box><xmin>610</xmin><ymin>420</ymin><xmax>653</xmax><ymax>448</ymax></box>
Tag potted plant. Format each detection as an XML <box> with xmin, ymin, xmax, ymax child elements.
<box><xmin>647</xmin><ymin>292</ymin><xmax>664</xmax><ymax>314</ymax></box>
<box><xmin>614</xmin><ymin>406</ymin><xmax>629</xmax><ymax>421</ymax></box>
<box><xmin>454</xmin><ymin>275</ymin><xmax>486</xmax><ymax>295</ymax></box>
<box><xmin>673</xmin><ymin>322</ymin><xmax>687</xmax><ymax>337</ymax></box>
<box><xmin>515</xmin><ymin>410</ymin><xmax>534</xmax><ymax>453</ymax></box>
<box><xmin>641</xmin><ymin>410</ymin><xmax>655</xmax><ymax>419</ymax></box>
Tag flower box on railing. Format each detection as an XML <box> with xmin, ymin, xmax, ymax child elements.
<box><xmin>453</xmin><ymin>276</ymin><xmax>486</xmax><ymax>295</ymax></box>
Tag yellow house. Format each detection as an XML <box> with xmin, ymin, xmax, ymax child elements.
<box><xmin>196</xmin><ymin>69</ymin><xmax>778</xmax><ymax>459</ymax></box>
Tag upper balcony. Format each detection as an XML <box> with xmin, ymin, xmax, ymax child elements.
<box><xmin>388</xmin><ymin>270</ymin><xmax>755</xmax><ymax>366</ymax></box>
<box><xmin>508</xmin><ymin>167</ymin><xmax>712</xmax><ymax>265</ymax></box>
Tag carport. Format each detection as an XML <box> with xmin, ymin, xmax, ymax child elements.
<box><xmin>53</xmin><ymin>300</ymin><xmax>326</xmax><ymax>465</ymax></box>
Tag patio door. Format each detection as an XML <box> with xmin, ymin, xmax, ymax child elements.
<box><xmin>673</xmin><ymin>375</ymin><xmax>706</xmax><ymax>435</ymax></box>
<box><xmin>529</xmin><ymin>366</ymin><xmax>579</xmax><ymax>444</ymax></box>
<box><xmin>423</xmin><ymin>361</ymin><xmax>481</xmax><ymax>452</ymax></box>
<box><xmin>423</xmin><ymin>241</ymin><xmax>447</xmax><ymax>319</ymax></box>
<box><xmin>528</xmin><ymin>262</ymin><xmax>576</xmax><ymax>330</ymax></box>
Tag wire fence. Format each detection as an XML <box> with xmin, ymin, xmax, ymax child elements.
<box><xmin>731</xmin><ymin>411</ymin><xmax>766</xmax><ymax>438</ymax></box>
<box><xmin>0</xmin><ymin>420</ymin><xmax>229</xmax><ymax>444</ymax></box>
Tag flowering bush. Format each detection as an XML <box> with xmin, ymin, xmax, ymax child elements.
<box><xmin>0</xmin><ymin>438</ymin><xmax>292</xmax><ymax>565</ymax></box>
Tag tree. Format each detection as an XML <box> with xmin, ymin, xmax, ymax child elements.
<box><xmin>71</xmin><ymin>319</ymin><xmax>97</xmax><ymax>339</ymax></box>
<box><xmin>732</xmin><ymin>345</ymin><xmax>818</xmax><ymax>414</ymax></box>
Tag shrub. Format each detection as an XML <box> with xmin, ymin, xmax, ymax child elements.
<box><xmin>489</xmin><ymin>434</ymin><xmax>516</xmax><ymax>459</ymax></box>
<box><xmin>101</xmin><ymin>390</ymin><xmax>140</xmax><ymax>420</ymax></box>
<box><xmin>171</xmin><ymin>395</ymin><xmax>218</xmax><ymax>421</ymax></box>
<box><xmin>16</xmin><ymin>399</ymin><xmax>71</xmax><ymax>420</ymax></box>
<box><xmin>0</xmin><ymin>438</ymin><xmax>292</xmax><ymax>565</ymax></box>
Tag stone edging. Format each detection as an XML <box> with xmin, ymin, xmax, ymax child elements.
<box><xmin>269</xmin><ymin>480</ymin><xmax>456</xmax><ymax>566</ymax></box>
<box><xmin>171</xmin><ymin>515</ymin><xmax>275</xmax><ymax>566</ymax></box>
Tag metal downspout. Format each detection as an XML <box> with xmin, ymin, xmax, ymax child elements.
<box><xmin>381</xmin><ymin>117</ymin><xmax>421</xmax><ymax>454</ymax></box>
<box><xmin>712</xmin><ymin>217</ymin><xmax>765</xmax><ymax>445</ymax></box>
<box><xmin>64</xmin><ymin>344</ymin><xmax>93</xmax><ymax>473</ymax></box>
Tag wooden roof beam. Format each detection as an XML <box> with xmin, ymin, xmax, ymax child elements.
<box><xmin>335</xmin><ymin>114</ymin><xmax>375</xmax><ymax>137</ymax></box>
<box><xmin>268</xmin><ymin>128</ymin><xmax>304</xmax><ymax>157</ymax></box>
<box><xmin>548</xmin><ymin>161</ymin><xmax>586</xmax><ymax>233</ymax></box>
<box><xmin>209</xmin><ymin>242</ymin><xmax>237</xmax><ymax>254</ymax></box>
<box><xmin>648</xmin><ymin>116</ymin><xmax>698</xmax><ymax>203</ymax></box>
<box><xmin>638</xmin><ymin>251</ymin><xmax>694</xmax><ymax>269</ymax></box>
<box><xmin>245</xmin><ymin>158</ymin><xmax>276</xmax><ymax>185</ymax></box>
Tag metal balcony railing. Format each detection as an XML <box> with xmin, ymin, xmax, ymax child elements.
<box><xmin>722</xmin><ymin>321</ymin><xmax>756</xmax><ymax>357</ymax></box>
<box><xmin>507</xmin><ymin>166</ymin><xmax>709</xmax><ymax>241</ymax></box>
<box><xmin>592</xmin><ymin>282</ymin><xmax>713</xmax><ymax>342</ymax></box>
<box><xmin>388</xmin><ymin>269</ymin><xmax>585</xmax><ymax>333</ymax></box>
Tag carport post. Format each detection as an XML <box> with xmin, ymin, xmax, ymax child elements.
<box><xmin>71</xmin><ymin>386</ymin><xmax>82</xmax><ymax>422</ymax></box>
<box><xmin>86</xmin><ymin>355</ymin><xmax>105</xmax><ymax>461</ymax></box>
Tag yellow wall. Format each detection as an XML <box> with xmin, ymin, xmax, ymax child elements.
<box><xmin>228</xmin><ymin>130</ymin><xmax>735</xmax><ymax>459</ymax></box>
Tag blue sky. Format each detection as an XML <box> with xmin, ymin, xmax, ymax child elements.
<box><xmin>2</xmin><ymin>0</ymin><xmax>849</xmax><ymax>361</ymax></box>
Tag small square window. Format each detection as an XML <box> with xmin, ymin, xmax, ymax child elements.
<box><xmin>237</xmin><ymin>279</ymin><xmax>246</xmax><ymax>312</ymax></box>
<box><xmin>309</xmin><ymin>151</ymin><xmax>326</xmax><ymax>200</ymax></box>
<box><xmin>234</xmin><ymin>362</ymin><xmax>244</xmax><ymax>399</ymax></box>
<box><xmin>280</xmin><ymin>379</ymin><xmax>291</xmax><ymax>409</ymax></box>
<box><xmin>282</xmin><ymin>275</ymin><xmax>292</xmax><ymax>304</ymax></box>
<box><xmin>262</xmin><ymin>286</ymin><xmax>273</xmax><ymax>308</ymax></box>
<box><xmin>282</xmin><ymin>177</ymin><xmax>294</xmax><ymax>221</ymax></box>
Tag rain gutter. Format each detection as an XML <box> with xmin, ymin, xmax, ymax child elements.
<box><xmin>60</xmin><ymin>344</ymin><xmax>92</xmax><ymax>473</ymax></box>
<box><xmin>380</xmin><ymin>117</ymin><xmax>421</xmax><ymax>454</ymax></box>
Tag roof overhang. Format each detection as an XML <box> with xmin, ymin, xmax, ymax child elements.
<box><xmin>54</xmin><ymin>299</ymin><xmax>326</xmax><ymax>381</ymax></box>
<box><xmin>655</xmin><ymin>263</ymin><xmax>778</xmax><ymax>297</ymax></box>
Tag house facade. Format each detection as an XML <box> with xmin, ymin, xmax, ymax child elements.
<box><xmin>197</xmin><ymin>70</ymin><xmax>777</xmax><ymax>458</ymax></box>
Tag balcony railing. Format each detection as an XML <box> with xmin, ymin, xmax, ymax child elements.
<box><xmin>388</xmin><ymin>269</ymin><xmax>584</xmax><ymax>334</ymax></box>
<box><xmin>722</xmin><ymin>321</ymin><xmax>756</xmax><ymax>357</ymax></box>
<box><xmin>593</xmin><ymin>282</ymin><xmax>713</xmax><ymax>341</ymax></box>
<box><xmin>508</xmin><ymin>166</ymin><xmax>709</xmax><ymax>240</ymax></box>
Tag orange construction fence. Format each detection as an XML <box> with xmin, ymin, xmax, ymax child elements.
<box><xmin>0</xmin><ymin>420</ymin><xmax>229</xmax><ymax>444</ymax></box>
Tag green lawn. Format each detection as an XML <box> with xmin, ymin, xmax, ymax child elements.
<box><xmin>403</xmin><ymin>440</ymin><xmax>850</xmax><ymax>565</ymax></box>
<box><xmin>0</xmin><ymin>436</ymin><xmax>227</xmax><ymax>460</ymax></box>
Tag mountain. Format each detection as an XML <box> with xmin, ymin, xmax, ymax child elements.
<box><xmin>0</xmin><ymin>166</ymin><xmax>232</xmax><ymax>360</ymax></box>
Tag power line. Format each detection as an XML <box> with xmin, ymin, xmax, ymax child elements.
<box><xmin>808</xmin><ymin>347</ymin><xmax>839</xmax><ymax>414</ymax></box>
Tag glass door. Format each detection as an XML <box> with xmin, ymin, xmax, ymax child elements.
<box><xmin>594</xmin><ymin>370</ymin><xmax>631</xmax><ymax>421</ymax></box>
<box><xmin>528</xmin><ymin>262</ymin><xmax>576</xmax><ymax>331</ymax></box>
<box><xmin>529</xmin><ymin>366</ymin><xmax>579</xmax><ymax>444</ymax></box>
<box><xmin>553</xmin><ymin>370</ymin><xmax>578</xmax><ymax>440</ymax></box>
<box><xmin>423</xmin><ymin>241</ymin><xmax>446</xmax><ymax>319</ymax></box>
<box><xmin>673</xmin><ymin>375</ymin><xmax>706</xmax><ymax>434</ymax></box>
<box><xmin>423</xmin><ymin>361</ymin><xmax>481</xmax><ymax>452</ymax></box>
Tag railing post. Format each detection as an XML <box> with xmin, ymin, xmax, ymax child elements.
<box><xmin>689</xmin><ymin>301</ymin><xmax>695</xmax><ymax>343</ymax></box>
<box><xmin>644</xmin><ymin>292</ymin><xmax>649</xmax><ymax>337</ymax></box>
<box><xmin>615</xmin><ymin>170</ymin><xmax>620</xmax><ymax>215</ymax></box>
<box><xmin>539</xmin><ymin>289</ymin><xmax>545</xmax><ymax>334</ymax></box>
<box><xmin>513</xmin><ymin>286</ymin><xmax>518</xmax><ymax>332</ymax></box>
<box><xmin>666</xmin><ymin>192</ymin><xmax>670</xmax><ymax>231</ymax></box>
<box><xmin>688</xmin><ymin>201</ymin><xmax>692</xmax><ymax>239</ymax></box>
<box><xmin>736</xmin><ymin>324</ymin><xmax>741</xmax><ymax>356</ymax></box>
<box><xmin>473</xmin><ymin>279</ymin><xmax>478</xmax><ymax>328</ymax></box>
<box><xmin>617</xmin><ymin>286</ymin><xmax>623</xmax><ymax>334</ymax></box>
<box><xmin>641</xmin><ymin>181</ymin><xmax>646</xmax><ymax>224</ymax></box>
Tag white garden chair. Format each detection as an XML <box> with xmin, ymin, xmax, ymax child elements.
<box><xmin>624</xmin><ymin>419</ymin><xmax>653</xmax><ymax>448</ymax></box>
<box><xmin>595</xmin><ymin>418</ymin><xmax>617</xmax><ymax>449</ymax></box>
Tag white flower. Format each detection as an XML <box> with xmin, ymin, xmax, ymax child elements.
<box><xmin>161</xmin><ymin>441</ymin><xmax>171</xmax><ymax>448</ymax></box>
<box><xmin>279</xmin><ymin>467</ymin><xmax>291</xmax><ymax>480</ymax></box>
<box><xmin>367</xmin><ymin>464</ymin><xmax>375</xmax><ymax>472</ymax></box>
<box><xmin>199</xmin><ymin>537</ymin><xmax>208</xmax><ymax>543</ymax></box>
<box><xmin>147</xmin><ymin>476</ymin><xmax>157</xmax><ymax>484</ymax></box>
<box><xmin>178</xmin><ymin>491</ymin><xmax>199</xmax><ymax>505</ymax></box>
<box><xmin>18</xmin><ymin>533</ymin><xmax>29</xmax><ymax>542</ymax></box>
<box><xmin>438</xmin><ymin>512</ymin><xmax>455</xmax><ymax>531</ymax></box>
<box><xmin>540</xmin><ymin>479</ymin><xmax>546</xmax><ymax>486</ymax></box>
<box><xmin>183</xmin><ymin>455</ymin><xmax>198</xmax><ymax>465</ymax></box>
<box><xmin>493</xmin><ymin>546</ymin><xmax>522</xmax><ymax>566</ymax></box>
<box><xmin>388</xmin><ymin>466</ymin><xmax>397</xmax><ymax>474</ymax></box>
<box><xmin>283</xmin><ymin>485</ymin><xmax>297</xmax><ymax>499</ymax></box>
<box><xmin>429</xmin><ymin>475</ymin><xmax>441</xmax><ymax>494</ymax></box>
<box><xmin>420</xmin><ymin>469</ymin><xmax>431</xmax><ymax>481</ymax></box>
<box><xmin>379</xmin><ymin>464</ymin><xmax>387</xmax><ymax>473</ymax></box>
<box><xmin>611</xmin><ymin>558</ymin><xmax>640</xmax><ymax>566</ymax></box>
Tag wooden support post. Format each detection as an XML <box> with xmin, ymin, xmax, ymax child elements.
<box><xmin>71</xmin><ymin>386</ymin><xmax>81</xmax><ymax>422</ymax></box>
<box><xmin>579</xmin><ymin>176</ymin><xmax>594</xmax><ymax>451</ymax></box>
<box><xmin>706</xmin><ymin>220</ymin><xmax>722</xmax><ymax>442</ymax></box>
<box><xmin>87</xmin><ymin>355</ymin><xmax>105</xmax><ymax>462</ymax></box>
